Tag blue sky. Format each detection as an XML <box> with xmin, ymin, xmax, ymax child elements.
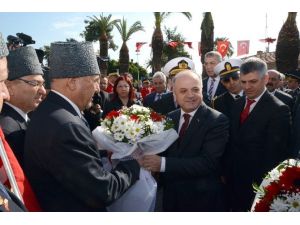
<box><xmin>1</xmin><ymin>10</ymin><xmax>300</xmax><ymax>73</ymax></box>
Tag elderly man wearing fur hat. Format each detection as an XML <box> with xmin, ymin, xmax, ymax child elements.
<box><xmin>24</xmin><ymin>41</ymin><xmax>140</xmax><ymax>211</ymax></box>
<box><xmin>0</xmin><ymin>46</ymin><xmax>46</xmax><ymax>168</ymax></box>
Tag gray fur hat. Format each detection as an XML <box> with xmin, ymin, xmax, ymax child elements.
<box><xmin>49</xmin><ymin>41</ymin><xmax>100</xmax><ymax>78</ymax></box>
<box><xmin>0</xmin><ymin>32</ymin><xmax>9</xmax><ymax>57</ymax></box>
<box><xmin>7</xmin><ymin>46</ymin><xmax>43</xmax><ymax>81</ymax></box>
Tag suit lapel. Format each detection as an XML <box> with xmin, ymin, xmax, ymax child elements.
<box><xmin>178</xmin><ymin>104</ymin><xmax>207</xmax><ymax>153</ymax></box>
<box><xmin>232</xmin><ymin>97</ymin><xmax>245</xmax><ymax>133</ymax></box>
<box><xmin>2</xmin><ymin>104</ymin><xmax>27</xmax><ymax>129</ymax></box>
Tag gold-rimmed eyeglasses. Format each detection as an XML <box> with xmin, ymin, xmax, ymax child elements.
<box><xmin>18</xmin><ymin>78</ymin><xmax>45</xmax><ymax>88</ymax></box>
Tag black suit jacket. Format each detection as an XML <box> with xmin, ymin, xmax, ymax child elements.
<box><xmin>161</xmin><ymin>104</ymin><xmax>229</xmax><ymax>211</ymax></box>
<box><xmin>0</xmin><ymin>103</ymin><xmax>27</xmax><ymax>168</ymax></box>
<box><xmin>229</xmin><ymin>91</ymin><xmax>291</xmax><ymax>211</ymax></box>
<box><xmin>212</xmin><ymin>92</ymin><xmax>235</xmax><ymax>118</ymax></box>
<box><xmin>274</xmin><ymin>90</ymin><xmax>294</xmax><ymax>110</ymax></box>
<box><xmin>143</xmin><ymin>92</ymin><xmax>158</xmax><ymax>108</ymax></box>
<box><xmin>151</xmin><ymin>92</ymin><xmax>177</xmax><ymax>115</ymax></box>
<box><xmin>202</xmin><ymin>77</ymin><xmax>227</xmax><ymax>106</ymax></box>
<box><xmin>24</xmin><ymin>91</ymin><xmax>140</xmax><ymax>212</ymax></box>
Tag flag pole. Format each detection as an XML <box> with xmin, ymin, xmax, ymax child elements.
<box><xmin>136</xmin><ymin>51</ymin><xmax>140</xmax><ymax>82</ymax></box>
<box><xmin>0</xmin><ymin>139</ymin><xmax>23</xmax><ymax>202</ymax></box>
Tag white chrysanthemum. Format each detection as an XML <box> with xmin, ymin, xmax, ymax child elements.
<box><xmin>131</xmin><ymin>105</ymin><xmax>150</xmax><ymax>114</ymax></box>
<box><xmin>286</xmin><ymin>193</ymin><xmax>300</xmax><ymax>212</ymax></box>
<box><xmin>269</xmin><ymin>197</ymin><xmax>289</xmax><ymax>212</ymax></box>
<box><xmin>268</xmin><ymin>169</ymin><xmax>281</xmax><ymax>182</ymax></box>
<box><xmin>151</xmin><ymin>122</ymin><xmax>165</xmax><ymax>134</ymax></box>
<box><xmin>113</xmin><ymin>132</ymin><xmax>125</xmax><ymax>142</ymax></box>
<box><xmin>113</xmin><ymin>115</ymin><xmax>128</xmax><ymax>129</ymax></box>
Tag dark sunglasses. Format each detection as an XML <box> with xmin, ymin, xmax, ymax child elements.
<box><xmin>221</xmin><ymin>74</ymin><xmax>240</xmax><ymax>83</ymax></box>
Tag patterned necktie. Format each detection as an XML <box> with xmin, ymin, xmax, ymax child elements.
<box><xmin>240</xmin><ymin>99</ymin><xmax>256</xmax><ymax>124</ymax></box>
<box><xmin>179</xmin><ymin>113</ymin><xmax>191</xmax><ymax>138</ymax></box>
<box><xmin>155</xmin><ymin>93</ymin><xmax>162</xmax><ymax>102</ymax></box>
<box><xmin>208</xmin><ymin>78</ymin><xmax>215</xmax><ymax>100</ymax></box>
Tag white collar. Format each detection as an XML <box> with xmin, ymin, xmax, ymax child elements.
<box><xmin>251</xmin><ymin>88</ymin><xmax>267</xmax><ymax>102</ymax></box>
<box><xmin>51</xmin><ymin>90</ymin><xmax>82</xmax><ymax>118</ymax></box>
<box><xmin>230</xmin><ymin>90</ymin><xmax>244</xmax><ymax>99</ymax></box>
<box><xmin>180</xmin><ymin>107</ymin><xmax>199</xmax><ymax>119</ymax></box>
<box><xmin>4</xmin><ymin>102</ymin><xmax>28</xmax><ymax>122</ymax></box>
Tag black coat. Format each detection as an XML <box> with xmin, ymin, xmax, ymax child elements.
<box><xmin>161</xmin><ymin>104</ymin><xmax>229</xmax><ymax>211</ymax></box>
<box><xmin>24</xmin><ymin>91</ymin><xmax>140</xmax><ymax>211</ymax></box>
<box><xmin>202</xmin><ymin>77</ymin><xmax>227</xmax><ymax>106</ymax></box>
<box><xmin>151</xmin><ymin>92</ymin><xmax>177</xmax><ymax>115</ymax></box>
<box><xmin>229</xmin><ymin>91</ymin><xmax>291</xmax><ymax>211</ymax></box>
<box><xmin>0</xmin><ymin>103</ymin><xmax>28</xmax><ymax>168</ymax></box>
<box><xmin>274</xmin><ymin>90</ymin><xmax>294</xmax><ymax>110</ymax></box>
<box><xmin>212</xmin><ymin>92</ymin><xmax>235</xmax><ymax>119</ymax></box>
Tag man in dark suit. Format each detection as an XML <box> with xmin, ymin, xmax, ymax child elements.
<box><xmin>228</xmin><ymin>57</ymin><xmax>291</xmax><ymax>211</ymax></box>
<box><xmin>212</xmin><ymin>58</ymin><xmax>243</xmax><ymax>118</ymax></box>
<box><xmin>152</xmin><ymin>57</ymin><xmax>195</xmax><ymax>115</ymax></box>
<box><xmin>202</xmin><ymin>51</ymin><xmax>227</xmax><ymax>106</ymax></box>
<box><xmin>143</xmin><ymin>71</ymin><xmax>167</xmax><ymax>108</ymax></box>
<box><xmin>24</xmin><ymin>41</ymin><xmax>140</xmax><ymax>212</ymax></box>
<box><xmin>266</xmin><ymin>69</ymin><xmax>294</xmax><ymax>110</ymax></box>
<box><xmin>140</xmin><ymin>70</ymin><xmax>229</xmax><ymax>211</ymax></box>
<box><xmin>0</xmin><ymin>46</ymin><xmax>46</xmax><ymax>168</ymax></box>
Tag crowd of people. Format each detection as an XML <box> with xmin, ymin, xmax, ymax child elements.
<box><xmin>0</xmin><ymin>31</ymin><xmax>299</xmax><ymax>212</ymax></box>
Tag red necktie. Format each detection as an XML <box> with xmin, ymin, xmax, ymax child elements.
<box><xmin>179</xmin><ymin>113</ymin><xmax>191</xmax><ymax>138</ymax></box>
<box><xmin>240</xmin><ymin>99</ymin><xmax>255</xmax><ymax>124</ymax></box>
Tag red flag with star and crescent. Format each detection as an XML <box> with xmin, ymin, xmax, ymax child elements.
<box><xmin>217</xmin><ymin>40</ymin><xmax>230</xmax><ymax>58</ymax></box>
<box><xmin>237</xmin><ymin>40</ymin><xmax>250</xmax><ymax>56</ymax></box>
<box><xmin>135</xmin><ymin>42</ymin><xmax>147</xmax><ymax>52</ymax></box>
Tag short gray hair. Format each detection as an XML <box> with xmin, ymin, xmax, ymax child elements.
<box><xmin>240</xmin><ymin>57</ymin><xmax>267</xmax><ymax>78</ymax></box>
<box><xmin>204</xmin><ymin>51</ymin><xmax>222</xmax><ymax>63</ymax></box>
<box><xmin>152</xmin><ymin>71</ymin><xmax>166</xmax><ymax>83</ymax></box>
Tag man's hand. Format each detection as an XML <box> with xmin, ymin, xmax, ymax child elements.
<box><xmin>139</xmin><ymin>155</ymin><xmax>161</xmax><ymax>172</ymax></box>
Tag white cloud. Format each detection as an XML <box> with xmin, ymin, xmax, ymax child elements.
<box><xmin>52</xmin><ymin>16</ymin><xmax>85</xmax><ymax>29</ymax></box>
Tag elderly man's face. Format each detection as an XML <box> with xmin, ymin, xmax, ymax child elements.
<box><xmin>7</xmin><ymin>74</ymin><xmax>46</xmax><ymax>113</ymax></box>
<box><xmin>173</xmin><ymin>71</ymin><xmax>203</xmax><ymax>113</ymax></box>
<box><xmin>204</xmin><ymin>56</ymin><xmax>219</xmax><ymax>78</ymax></box>
<box><xmin>266</xmin><ymin>71</ymin><xmax>281</xmax><ymax>92</ymax></box>
<box><xmin>76</xmin><ymin>75</ymin><xmax>100</xmax><ymax>111</ymax></box>
<box><xmin>153</xmin><ymin>77</ymin><xmax>166</xmax><ymax>93</ymax></box>
<box><xmin>0</xmin><ymin>57</ymin><xmax>10</xmax><ymax>112</ymax></box>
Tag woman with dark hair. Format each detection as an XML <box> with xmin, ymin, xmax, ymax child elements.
<box><xmin>102</xmin><ymin>75</ymin><xmax>140</xmax><ymax>118</ymax></box>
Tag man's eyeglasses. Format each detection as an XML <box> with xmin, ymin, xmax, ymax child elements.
<box><xmin>221</xmin><ymin>74</ymin><xmax>240</xmax><ymax>83</ymax></box>
<box><xmin>18</xmin><ymin>78</ymin><xmax>45</xmax><ymax>88</ymax></box>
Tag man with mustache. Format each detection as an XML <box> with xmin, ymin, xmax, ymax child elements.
<box><xmin>0</xmin><ymin>46</ymin><xmax>46</xmax><ymax>169</ymax></box>
<box><xmin>266</xmin><ymin>69</ymin><xmax>293</xmax><ymax>110</ymax></box>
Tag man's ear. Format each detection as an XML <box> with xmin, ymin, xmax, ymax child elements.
<box><xmin>4</xmin><ymin>80</ymin><xmax>14</xmax><ymax>96</ymax></box>
<box><xmin>264</xmin><ymin>74</ymin><xmax>269</xmax><ymax>85</ymax></box>
<box><xmin>66</xmin><ymin>77</ymin><xmax>78</xmax><ymax>91</ymax></box>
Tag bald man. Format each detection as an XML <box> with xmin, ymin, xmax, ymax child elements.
<box><xmin>140</xmin><ymin>70</ymin><xmax>229</xmax><ymax>211</ymax></box>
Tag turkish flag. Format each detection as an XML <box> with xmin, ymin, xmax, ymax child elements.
<box><xmin>135</xmin><ymin>42</ymin><xmax>147</xmax><ymax>52</ymax></box>
<box><xmin>184</xmin><ymin>42</ymin><xmax>193</xmax><ymax>49</ymax></box>
<box><xmin>237</xmin><ymin>40</ymin><xmax>250</xmax><ymax>56</ymax></box>
<box><xmin>217</xmin><ymin>41</ymin><xmax>229</xmax><ymax>58</ymax></box>
<box><xmin>168</xmin><ymin>41</ymin><xmax>180</xmax><ymax>48</ymax></box>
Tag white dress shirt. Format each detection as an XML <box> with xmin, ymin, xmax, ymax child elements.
<box><xmin>207</xmin><ymin>76</ymin><xmax>220</xmax><ymax>99</ymax></box>
<box><xmin>245</xmin><ymin>88</ymin><xmax>267</xmax><ymax>113</ymax></box>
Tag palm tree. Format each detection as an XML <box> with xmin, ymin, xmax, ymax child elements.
<box><xmin>200</xmin><ymin>12</ymin><xmax>214</xmax><ymax>77</ymax></box>
<box><xmin>276</xmin><ymin>12</ymin><xmax>300</xmax><ymax>73</ymax></box>
<box><xmin>82</xmin><ymin>13</ymin><xmax>120</xmax><ymax>75</ymax></box>
<box><xmin>151</xmin><ymin>12</ymin><xmax>192</xmax><ymax>73</ymax></box>
<box><xmin>115</xmin><ymin>18</ymin><xmax>144</xmax><ymax>73</ymax></box>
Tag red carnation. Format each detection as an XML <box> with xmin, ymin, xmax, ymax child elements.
<box><xmin>254</xmin><ymin>198</ymin><xmax>271</xmax><ymax>212</ymax></box>
<box><xmin>150</xmin><ymin>111</ymin><xmax>164</xmax><ymax>122</ymax></box>
<box><xmin>130</xmin><ymin>114</ymin><xmax>139</xmax><ymax>121</ymax></box>
<box><xmin>106</xmin><ymin>110</ymin><xmax>120</xmax><ymax>120</ymax></box>
<box><xmin>278</xmin><ymin>166</ymin><xmax>300</xmax><ymax>192</ymax></box>
<box><xmin>264</xmin><ymin>182</ymin><xmax>281</xmax><ymax>201</ymax></box>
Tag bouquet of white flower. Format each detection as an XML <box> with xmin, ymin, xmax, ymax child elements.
<box><xmin>251</xmin><ymin>159</ymin><xmax>300</xmax><ymax>212</ymax></box>
<box><xmin>92</xmin><ymin>105</ymin><xmax>178</xmax><ymax>211</ymax></box>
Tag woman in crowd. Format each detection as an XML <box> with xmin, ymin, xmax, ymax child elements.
<box><xmin>102</xmin><ymin>74</ymin><xmax>140</xmax><ymax>118</ymax></box>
